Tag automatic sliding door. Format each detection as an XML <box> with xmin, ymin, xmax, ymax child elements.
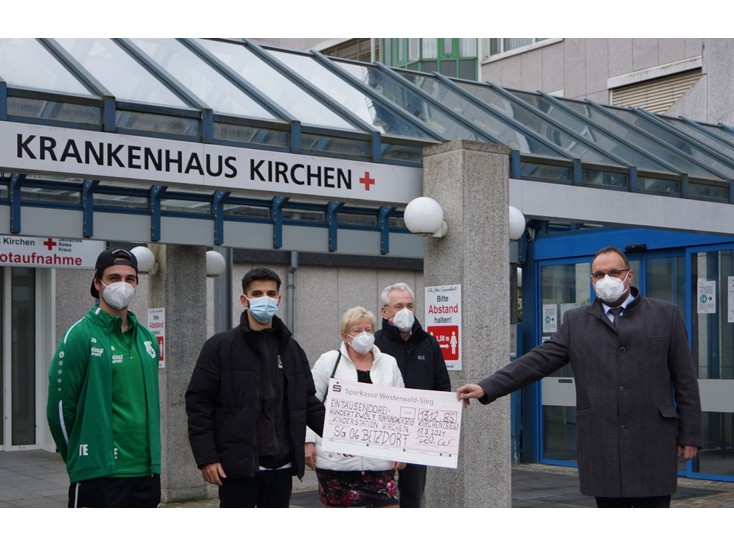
<box><xmin>539</xmin><ymin>262</ymin><xmax>591</xmax><ymax>462</ymax></box>
<box><xmin>12</xmin><ymin>268</ymin><xmax>36</xmax><ymax>446</ymax></box>
<box><xmin>646</xmin><ymin>256</ymin><xmax>685</xmax><ymax>308</ymax></box>
<box><xmin>1</xmin><ymin>267</ymin><xmax>37</xmax><ymax>448</ymax></box>
<box><xmin>692</xmin><ymin>249</ymin><xmax>734</xmax><ymax>477</ymax></box>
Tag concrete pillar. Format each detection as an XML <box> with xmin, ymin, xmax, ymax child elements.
<box><xmin>421</xmin><ymin>141</ymin><xmax>513</xmax><ymax>508</ymax></box>
<box><xmin>149</xmin><ymin>243</ymin><xmax>210</xmax><ymax>503</ymax></box>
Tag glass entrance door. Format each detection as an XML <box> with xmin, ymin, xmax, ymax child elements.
<box><xmin>1</xmin><ymin>267</ymin><xmax>38</xmax><ymax>449</ymax></box>
<box><xmin>691</xmin><ymin>248</ymin><xmax>734</xmax><ymax>478</ymax></box>
<box><xmin>538</xmin><ymin>261</ymin><xmax>590</xmax><ymax>462</ymax></box>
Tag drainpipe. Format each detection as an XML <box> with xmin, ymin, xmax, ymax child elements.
<box><xmin>286</xmin><ymin>251</ymin><xmax>299</xmax><ymax>333</ymax></box>
<box><xmin>213</xmin><ymin>246</ymin><xmax>232</xmax><ymax>333</ymax></box>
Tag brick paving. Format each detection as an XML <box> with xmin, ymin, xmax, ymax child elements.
<box><xmin>2</xmin><ymin>450</ymin><xmax>732</xmax><ymax>508</ymax></box>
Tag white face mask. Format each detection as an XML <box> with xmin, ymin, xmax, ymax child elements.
<box><xmin>594</xmin><ymin>272</ymin><xmax>629</xmax><ymax>303</ymax></box>
<box><xmin>348</xmin><ymin>331</ymin><xmax>374</xmax><ymax>354</ymax></box>
<box><xmin>101</xmin><ymin>281</ymin><xmax>136</xmax><ymax>310</ymax></box>
<box><xmin>391</xmin><ymin>308</ymin><xmax>415</xmax><ymax>332</ymax></box>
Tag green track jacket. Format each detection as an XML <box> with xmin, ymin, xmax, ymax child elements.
<box><xmin>47</xmin><ymin>306</ymin><xmax>161</xmax><ymax>483</ymax></box>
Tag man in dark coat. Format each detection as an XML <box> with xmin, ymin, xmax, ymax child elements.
<box><xmin>457</xmin><ymin>246</ymin><xmax>702</xmax><ymax>508</ymax></box>
<box><xmin>186</xmin><ymin>267</ymin><xmax>325</xmax><ymax>507</ymax></box>
<box><xmin>374</xmin><ymin>282</ymin><xmax>451</xmax><ymax>507</ymax></box>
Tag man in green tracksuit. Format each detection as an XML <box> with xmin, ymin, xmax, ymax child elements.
<box><xmin>47</xmin><ymin>247</ymin><xmax>161</xmax><ymax>507</ymax></box>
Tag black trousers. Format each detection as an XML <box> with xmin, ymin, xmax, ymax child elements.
<box><xmin>398</xmin><ymin>463</ymin><xmax>427</xmax><ymax>508</ymax></box>
<box><xmin>218</xmin><ymin>469</ymin><xmax>293</xmax><ymax>508</ymax></box>
<box><xmin>595</xmin><ymin>495</ymin><xmax>671</xmax><ymax>508</ymax></box>
<box><xmin>68</xmin><ymin>475</ymin><xmax>161</xmax><ymax>508</ymax></box>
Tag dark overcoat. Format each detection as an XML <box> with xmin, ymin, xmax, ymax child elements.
<box><xmin>478</xmin><ymin>287</ymin><xmax>702</xmax><ymax>498</ymax></box>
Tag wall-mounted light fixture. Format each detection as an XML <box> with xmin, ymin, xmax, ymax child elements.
<box><xmin>508</xmin><ymin>206</ymin><xmax>526</xmax><ymax>241</ymax></box>
<box><xmin>131</xmin><ymin>246</ymin><xmax>227</xmax><ymax>278</ymax></box>
<box><xmin>206</xmin><ymin>250</ymin><xmax>226</xmax><ymax>277</ymax></box>
<box><xmin>403</xmin><ymin>196</ymin><xmax>448</xmax><ymax>238</ymax></box>
<box><xmin>131</xmin><ymin>246</ymin><xmax>157</xmax><ymax>275</ymax></box>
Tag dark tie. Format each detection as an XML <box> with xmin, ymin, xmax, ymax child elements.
<box><xmin>609</xmin><ymin>307</ymin><xmax>623</xmax><ymax>325</ymax></box>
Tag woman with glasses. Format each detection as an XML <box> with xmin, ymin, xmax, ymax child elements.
<box><xmin>305</xmin><ymin>306</ymin><xmax>405</xmax><ymax>507</ymax></box>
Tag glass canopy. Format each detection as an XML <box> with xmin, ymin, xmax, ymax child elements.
<box><xmin>267</xmin><ymin>47</ymin><xmax>436</xmax><ymax>140</ymax></box>
<box><xmin>2</xmin><ymin>37</ymin><xmax>734</xmax><ymax>232</ymax></box>
<box><xmin>130</xmin><ymin>38</ymin><xmax>278</xmax><ymax>120</ymax></box>
<box><xmin>54</xmin><ymin>38</ymin><xmax>190</xmax><ymax>108</ymax></box>
<box><xmin>191</xmin><ymin>38</ymin><xmax>357</xmax><ymax>130</ymax></box>
<box><xmin>0</xmin><ymin>38</ymin><xmax>93</xmax><ymax>96</ymax></box>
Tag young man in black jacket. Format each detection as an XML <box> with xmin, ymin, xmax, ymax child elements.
<box><xmin>186</xmin><ymin>267</ymin><xmax>325</xmax><ymax>507</ymax></box>
<box><xmin>373</xmin><ymin>282</ymin><xmax>451</xmax><ymax>507</ymax></box>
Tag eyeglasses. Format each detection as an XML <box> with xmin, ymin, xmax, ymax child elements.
<box><xmin>591</xmin><ymin>269</ymin><xmax>630</xmax><ymax>281</ymax></box>
<box><xmin>386</xmin><ymin>303</ymin><xmax>414</xmax><ymax>311</ymax></box>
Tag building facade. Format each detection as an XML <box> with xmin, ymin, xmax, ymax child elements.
<box><xmin>203</xmin><ymin>36</ymin><xmax>734</xmax><ymax>483</ymax></box>
<box><xmin>2</xmin><ymin>38</ymin><xmax>733</xmax><ymax>502</ymax></box>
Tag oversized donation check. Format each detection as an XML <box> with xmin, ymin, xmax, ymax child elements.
<box><xmin>321</xmin><ymin>378</ymin><xmax>463</xmax><ymax>468</ymax></box>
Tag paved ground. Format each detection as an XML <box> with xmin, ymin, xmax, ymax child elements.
<box><xmin>1</xmin><ymin>449</ymin><xmax>733</xmax><ymax>507</ymax></box>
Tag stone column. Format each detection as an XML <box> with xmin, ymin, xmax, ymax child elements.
<box><xmin>148</xmin><ymin>243</ymin><xmax>210</xmax><ymax>503</ymax></box>
<box><xmin>421</xmin><ymin>141</ymin><xmax>513</xmax><ymax>507</ymax></box>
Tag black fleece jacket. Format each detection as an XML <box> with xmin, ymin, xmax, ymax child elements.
<box><xmin>374</xmin><ymin>318</ymin><xmax>451</xmax><ymax>392</ymax></box>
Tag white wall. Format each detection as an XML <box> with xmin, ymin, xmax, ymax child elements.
<box><xmin>481</xmin><ymin>38</ymin><xmax>705</xmax><ymax>103</ymax></box>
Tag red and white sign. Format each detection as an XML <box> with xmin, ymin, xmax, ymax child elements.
<box><xmin>425</xmin><ymin>284</ymin><xmax>462</xmax><ymax>371</ymax></box>
<box><xmin>148</xmin><ymin>307</ymin><xmax>166</xmax><ymax>369</ymax></box>
<box><xmin>0</xmin><ymin>235</ymin><xmax>104</xmax><ymax>269</ymax></box>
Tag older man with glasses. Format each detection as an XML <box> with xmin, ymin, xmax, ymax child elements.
<box><xmin>374</xmin><ymin>282</ymin><xmax>451</xmax><ymax>508</ymax></box>
<box><xmin>458</xmin><ymin>245</ymin><xmax>702</xmax><ymax>508</ymax></box>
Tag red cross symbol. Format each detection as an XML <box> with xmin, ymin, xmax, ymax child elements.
<box><xmin>359</xmin><ymin>171</ymin><xmax>375</xmax><ymax>191</ymax></box>
<box><xmin>43</xmin><ymin>237</ymin><xmax>58</xmax><ymax>250</ymax></box>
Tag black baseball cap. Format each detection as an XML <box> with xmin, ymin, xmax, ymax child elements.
<box><xmin>90</xmin><ymin>248</ymin><xmax>139</xmax><ymax>298</ymax></box>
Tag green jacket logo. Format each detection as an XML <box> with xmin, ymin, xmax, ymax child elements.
<box><xmin>145</xmin><ymin>340</ymin><xmax>157</xmax><ymax>359</ymax></box>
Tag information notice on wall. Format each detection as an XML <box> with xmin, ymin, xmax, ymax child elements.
<box><xmin>698</xmin><ymin>280</ymin><xmax>716</xmax><ymax>314</ymax></box>
<box><xmin>321</xmin><ymin>379</ymin><xmax>463</xmax><ymax>468</ymax></box>
<box><xmin>147</xmin><ymin>307</ymin><xmax>166</xmax><ymax>369</ymax></box>
<box><xmin>424</xmin><ymin>284</ymin><xmax>462</xmax><ymax>371</ymax></box>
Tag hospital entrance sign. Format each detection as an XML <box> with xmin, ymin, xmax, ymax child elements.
<box><xmin>0</xmin><ymin>121</ymin><xmax>422</xmax><ymax>206</ymax></box>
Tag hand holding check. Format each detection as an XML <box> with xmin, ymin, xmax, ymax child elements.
<box><xmin>456</xmin><ymin>384</ymin><xmax>486</xmax><ymax>407</ymax></box>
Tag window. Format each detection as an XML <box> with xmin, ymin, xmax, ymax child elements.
<box><xmin>482</xmin><ymin>38</ymin><xmax>550</xmax><ymax>59</ymax></box>
<box><xmin>418</xmin><ymin>38</ymin><xmax>432</xmax><ymax>59</ymax></box>
<box><xmin>383</xmin><ymin>39</ymin><xmax>478</xmax><ymax>80</ymax></box>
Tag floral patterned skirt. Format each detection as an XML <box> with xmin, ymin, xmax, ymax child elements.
<box><xmin>315</xmin><ymin>469</ymin><xmax>399</xmax><ymax>507</ymax></box>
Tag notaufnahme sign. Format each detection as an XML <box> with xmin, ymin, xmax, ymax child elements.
<box><xmin>0</xmin><ymin>235</ymin><xmax>105</xmax><ymax>268</ymax></box>
<box><xmin>0</xmin><ymin>121</ymin><xmax>422</xmax><ymax>205</ymax></box>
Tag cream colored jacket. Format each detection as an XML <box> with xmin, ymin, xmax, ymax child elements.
<box><xmin>306</xmin><ymin>342</ymin><xmax>404</xmax><ymax>471</ymax></box>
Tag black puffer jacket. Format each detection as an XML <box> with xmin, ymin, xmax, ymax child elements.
<box><xmin>374</xmin><ymin>318</ymin><xmax>451</xmax><ymax>392</ymax></box>
<box><xmin>186</xmin><ymin>313</ymin><xmax>325</xmax><ymax>479</ymax></box>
